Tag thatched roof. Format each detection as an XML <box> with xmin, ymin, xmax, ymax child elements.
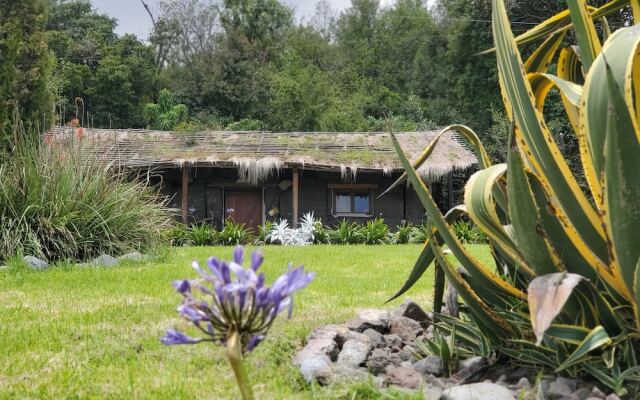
<box><xmin>47</xmin><ymin>127</ymin><xmax>477</xmax><ymax>184</ymax></box>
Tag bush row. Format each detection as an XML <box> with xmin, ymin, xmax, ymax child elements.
<box><xmin>165</xmin><ymin>218</ymin><xmax>488</xmax><ymax>247</ymax></box>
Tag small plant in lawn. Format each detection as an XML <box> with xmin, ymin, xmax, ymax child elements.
<box><xmin>161</xmin><ymin>246</ymin><xmax>315</xmax><ymax>400</ymax></box>
<box><xmin>164</xmin><ymin>224</ymin><xmax>192</xmax><ymax>246</ymax></box>
<box><xmin>451</xmin><ymin>220</ymin><xmax>487</xmax><ymax>244</ymax></box>
<box><xmin>266</xmin><ymin>212</ymin><xmax>316</xmax><ymax>245</ymax></box>
<box><xmin>219</xmin><ymin>221</ymin><xmax>252</xmax><ymax>245</ymax></box>
<box><xmin>256</xmin><ymin>221</ymin><xmax>273</xmax><ymax>244</ymax></box>
<box><xmin>361</xmin><ymin>217</ymin><xmax>389</xmax><ymax>245</ymax></box>
<box><xmin>389</xmin><ymin>221</ymin><xmax>413</xmax><ymax>244</ymax></box>
<box><xmin>409</xmin><ymin>223</ymin><xmax>429</xmax><ymax>244</ymax></box>
<box><xmin>328</xmin><ymin>220</ymin><xmax>363</xmax><ymax>244</ymax></box>
<box><xmin>189</xmin><ymin>223</ymin><xmax>218</xmax><ymax>246</ymax></box>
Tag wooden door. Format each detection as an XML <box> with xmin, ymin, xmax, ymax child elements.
<box><xmin>225</xmin><ymin>189</ymin><xmax>262</xmax><ymax>230</ymax></box>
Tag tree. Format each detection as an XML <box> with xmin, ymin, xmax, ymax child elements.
<box><xmin>46</xmin><ymin>0</ymin><xmax>156</xmax><ymax>128</ymax></box>
<box><xmin>0</xmin><ymin>0</ymin><xmax>53</xmax><ymax>139</ymax></box>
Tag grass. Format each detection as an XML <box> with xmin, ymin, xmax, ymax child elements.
<box><xmin>0</xmin><ymin>244</ymin><xmax>492</xmax><ymax>399</ymax></box>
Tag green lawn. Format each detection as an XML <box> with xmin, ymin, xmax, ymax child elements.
<box><xmin>0</xmin><ymin>245</ymin><xmax>492</xmax><ymax>399</ymax></box>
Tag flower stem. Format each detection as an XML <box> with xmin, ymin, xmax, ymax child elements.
<box><xmin>226</xmin><ymin>331</ymin><xmax>254</xmax><ymax>400</ymax></box>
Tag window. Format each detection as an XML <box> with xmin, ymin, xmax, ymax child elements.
<box><xmin>330</xmin><ymin>185</ymin><xmax>376</xmax><ymax>216</ymax></box>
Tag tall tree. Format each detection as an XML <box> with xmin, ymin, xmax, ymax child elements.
<box><xmin>0</xmin><ymin>0</ymin><xmax>53</xmax><ymax>139</ymax></box>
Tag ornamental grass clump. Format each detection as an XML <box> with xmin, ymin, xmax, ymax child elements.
<box><xmin>162</xmin><ymin>246</ymin><xmax>314</xmax><ymax>400</ymax></box>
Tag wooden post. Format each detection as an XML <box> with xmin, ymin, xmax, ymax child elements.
<box><xmin>447</xmin><ymin>171</ymin><xmax>454</xmax><ymax>209</ymax></box>
<box><xmin>433</xmin><ymin>261</ymin><xmax>445</xmax><ymax>319</ymax></box>
<box><xmin>292</xmin><ymin>168</ymin><xmax>299</xmax><ymax>227</ymax></box>
<box><xmin>181</xmin><ymin>166</ymin><xmax>189</xmax><ymax>223</ymax></box>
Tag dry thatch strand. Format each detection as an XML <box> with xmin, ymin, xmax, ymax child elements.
<box><xmin>47</xmin><ymin>128</ymin><xmax>476</xmax><ymax>184</ymax></box>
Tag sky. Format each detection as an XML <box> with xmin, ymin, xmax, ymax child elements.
<box><xmin>91</xmin><ymin>0</ymin><xmax>362</xmax><ymax>41</ymax></box>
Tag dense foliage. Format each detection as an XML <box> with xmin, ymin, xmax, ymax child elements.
<box><xmin>0</xmin><ymin>0</ymin><xmax>53</xmax><ymax>147</ymax></box>
<box><xmin>393</xmin><ymin>0</ymin><xmax>640</xmax><ymax>395</ymax></box>
<box><xmin>0</xmin><ymin>125</ymin><xmax>174</xmax><ymax>262</ymax></box>
<box><xmin>2</xmin><ymin>0</ymin><xmax>596</xmax><ymax>163</ymax></box>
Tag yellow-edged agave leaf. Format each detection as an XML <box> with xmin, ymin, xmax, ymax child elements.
<box><xmin>555</xmin><ymin>326</ymin><xmax>612</xmax><ymax>372</ymax></box>
<box><xmin>428</xmin><ymin>229</ymin><xmax>513</xmax><ymax>340</ymax></box>
<box><xmin>632</xmin><ymin>0</ymin><xmax>640</xmax><ymax>23</ymax></box>
<box><xmin>387</xmin><ymin>205</ymin><xmax>468</xmax><ymax>302</ymax></box>
<box><xmin>507</xmin><ymin>140</ymin><xmax>563</xmax><ymax>276</ymax></box>
<box><xmin>464</xmin><ymin>164</ymin><xmax>535</xmax><ymax>276</ymax></box>
<box><xmin>557</xmin><ymin>45</ymin><xmax>584</xmax><ymax>84</ymax></box>
<box><xmin>481</xmin><ymin>0</ymin><xmax>629</xmax><ymax>55</ymax></box>
<box><xmin>529</xmin><ymin>72</ymin><xmax>582</xmax><ymax>134</ymax></box>
<box><xmin>493</xmin><ymin>0</ymin><xmax>611</xmax><ymax>273</ymax></box>
<box><xmin>391</xmin><ymin>132</ymin><xmax>526</xmax><ymax>303</ymax></box>
<box><xmin>529</xmin><ymin>273</ymin><xmax>584</xmax><ymax>345</ymax></box>
<box><xmin>602</xmin><ymin>60</ymin><xmax>640</xmax><ymax>313</ymax></box>
<box><xmin>381</xmin><ymin>125</ymin><xmax>492</xmax><ymax>197</ymax></box>
<box><xmin>567</xmin><ymin>0</ymin><xmax>602</xmax><ymax>71</ymax></box>
<box><xmin>526</xmin><ymin>170</ymin><xmax>630</xmax><ymax>300</ymax></box>
<box><xmin>601</xmin><ymin>17</ymin><xmax>612</xmax><ymax>42</ymax></box>
<box><xmin>545</xmin><ymin>324</ymin><xmax>591</xmax><ymax>345</ymax></box>
<box><xmin>582</xmin><ymin>25</ymin><xmax>640</xmax><ymax>197</ymax></box>
<box><xmin>524</xmin><ymin>30</ymin><xmax>567</xmax><ymax>74</ymax></box>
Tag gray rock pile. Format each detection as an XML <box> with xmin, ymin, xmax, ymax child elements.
<box><xmin>22</xmin><ymin>251</ymin><xmax>146</xmax><ymax>270</ymax></box>
<box><xmin>294</xmin><ymin>299</ymin><xmax>613</xmax><ymax>400</ymax></box>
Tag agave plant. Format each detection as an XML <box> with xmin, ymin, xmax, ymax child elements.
<box><xmin>389</xmin><ymin>0</ymin><xmax>640</xmax><ymax>394</ymax></box>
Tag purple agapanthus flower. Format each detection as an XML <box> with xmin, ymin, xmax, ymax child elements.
<box><xmin>161</xmin><ymin>246</ymin><xmax>315</xmax><ymax>354</ymax></box>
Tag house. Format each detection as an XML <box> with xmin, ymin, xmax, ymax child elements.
<box><xmin>48</xmin><ymin>128</ymin><xmax>476</xmax><ymax>230</ymax></box>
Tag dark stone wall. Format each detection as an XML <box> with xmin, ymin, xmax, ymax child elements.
<box><xmin>152</xmin><ymin>166</ymin><xmax>469</xmax><ymax>230</ymax></box>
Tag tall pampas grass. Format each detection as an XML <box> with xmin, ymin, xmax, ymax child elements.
<box><xmin>0</xmin><ymin>121</ymin><xmax>175</xmax><ymax>262</ymax></box>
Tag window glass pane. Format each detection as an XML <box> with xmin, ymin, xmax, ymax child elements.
<box><xmin>353</xmin><ymin>192</ymin><xmax>370</xmax><ymax>214</ymax></box>
<box><xmin>335</xmin><ymin>192</ymin><xmax>352</xmax><ymax>213</ymax></box>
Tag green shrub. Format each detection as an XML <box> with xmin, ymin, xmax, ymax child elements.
<box><xmin>451</xmin><ymin>220</ymin><xmax>488</xmax><ymax>244</ymax></box>
<box><xmin>0</xmin><ymin>131</ymin><xmax>173</xmax><ymax>262</ymax></box>
<box><xmin>313</xmin><ymin>220</ymin><xmax>331</xmax><ymax>244</ymax></box>
<box><xmin>389</xmin><ymin>221</ymin><xmax>413</xmax><ymax>244</ymax></box>
<box><xmin>189</xmin><ymin>223</ymin><xmax>218</xmax><ymax>246</ymax></box>
<box><xmin>257</xmin><ymin>221</ymin><xmax>274</xmax><ymax>243</ymax></box>
<box><xmin>164</xmin><ymin>224</ymin><xmax>191</xmax><ymax>247</ymax></box>
<box><xmin>409</xmin><ymin>223</ymin><xmax>429</xmax><ymax>244</ymax></box>
<box><xmin>361</xmin><ymin>218</ymin><xmax>389</xmax><ymax>245</ymax></box>
<box><xmin>219</xmin><ymin>221</ymin><xmax>253</xmax><ymax>245</ymax></box>
<box><xmin>328</xmin><ymin>220</ymin><xmax>364</xmax><ymax>245</ymax></box>
<box><xmin>226</xmin><ymin>118</ymin><xmax>264</xmax><ymax>131</ymax></box>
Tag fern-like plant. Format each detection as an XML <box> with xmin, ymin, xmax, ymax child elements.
<box><xmin>390</xmin><ymin>0</ymin><xmax>640</xmax><ymax>394</ymax></box>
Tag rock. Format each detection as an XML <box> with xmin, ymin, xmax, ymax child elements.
<box><xmin>442</xmin><ymin>382</ymin><xmax>515</xmax><ymax>400</ymax></box>
<box><xmin>496</xmin><ymin>374</ymin><xmax>507</xmax><ymax>385</ymax></box>
<box><xmin>346</xmin><ymin>309</ymin><xmax>389</xmax><ymax>333</ymax></box>
<box><xmin>424</xmin><ymin>374</ymin><xmax>446</xmax><ymax>389</ymax></box>
<box><xmin>414</xmin><ymin>355</ymin><xmax>443</xmax><ymax>376</ymax></box>
<box><xmin>384</xmin><ymin>334</ymin><xmax>404</xmax><ymax>350</ymax></box>
<box><xmin>385</xmin><ymin>365</ymin><xmax>423</xmax><ymax>389</ymax></box>
<box><xmin>423</xmin><ymin>384</ymin><xmax>444</xmax><ymax>400</ymax></box>
<box><xmin>392</xmin><ymin>299</ymin><xmax>430</xmax><ymax>324</ymax></box>
<box><xmin>91</xmin><ymin>254</ymin><xmax>118</xmax><ymax>267</ymax></box>
<box><xmin>367</xmin><ymin>348</ymin><xmax>392</xmax><ymax>375</ymax></box>
<box><xmin>516</xmin><ymin>377</ymin><xmax>531</xmax><ymax>391</ymax></box>
<box><xmin>332</xmin><ymin>365</ymin><xmax>379</xmax><ymax>385</ymax></box>
<box><xmin>23</xmin><ymin>256</ymin><xmax>49</xmax><ymax>270</ymax></box>
<box><xmin>299</xmin><ymin>356</ymin><xmax>333</xmax><ymax>384</ymax></box>
<box><xmin>389</xmin><ymin>350</ymin><xmax>412</xmax><ymax>365</ymax></box>
<box><xmin>294</xmin><ymin>338</ymin><xmax>339</xmax><ymax>365</ymax></box>
<box><xmin>548</xmin><ymin>380</ymin><xmax>572</xmax><ymax>397</ymax></box>
<box><xmin>569</xmin><ymin>388</ymin><xmax>592</xmax><ymax>399</ymax></box>
<box><xmin>453</xmin><ymin>356</ymin><xmax>487</xmax><ymax>382</ymax></box>
<box><xmin>336</xmin><ymin>339</ymin><xmax>371</xmax><ymax>368</ymax></box>
<box><xmin>118</xmin><ymin>251</ymin><xmax>145</xmax><ymax>262</ymax></box>
<box><xmin>590</xmin><ymin>387</ymin><xmax>606</xmax><ymax>399</ymax></box>
<box><xmin>362</xmin><ymin>328</ymin><xmax>385</xmax><ymax>348</ymax></box>
<box><xmin>556</xmin><ymin>377</ymin><xmax>578</xmax><ymax>392</ymax></box>
<box><xmin>389</xmin><ymin>316</ymin><xmax>422</xmax><ymax>342</ymax></box>
<box><xmin>343</xmin><ymin>330</ymin><xmax>372</xmax><ymax>346</ymax></box>
<box><xmin>605</xmin><ymin>395</ymin><xmax>621</xmax><ymax>400</ymax></box>
<box><xmin>308</xmin><ymin>324</ymin><xmax>348</xmax><ymax>342</ymax></box>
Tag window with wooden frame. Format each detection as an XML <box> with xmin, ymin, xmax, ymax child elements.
<box><xmin>329</xmin><ymin>184</ymin><xmax>376</xmax><ymax>217</ymax></box>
